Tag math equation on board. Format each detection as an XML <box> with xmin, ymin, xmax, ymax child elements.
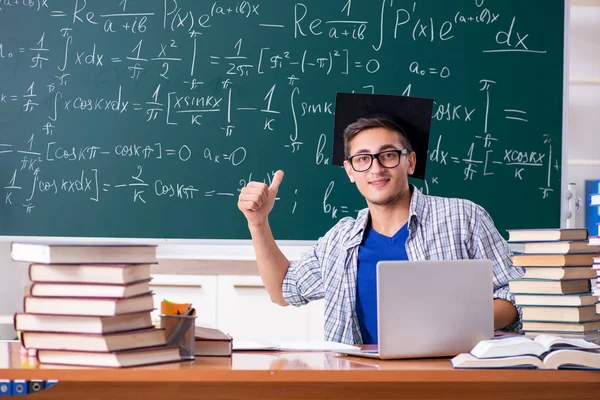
<box><xmin>0</xmin><ymin>0</ymin><xmax>564</xmax><ymax>239</ymax></box>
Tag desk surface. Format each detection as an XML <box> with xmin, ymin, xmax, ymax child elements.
<box><xmin>1</xmin><ymin>342</ymin><xmax>599</xmax><ymax>400</ymax></box>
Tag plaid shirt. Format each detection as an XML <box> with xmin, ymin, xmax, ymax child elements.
<box><xmin>282</xmin><ymin>185</ymin><xmax>523</xmax><ymax>344</ymax></box>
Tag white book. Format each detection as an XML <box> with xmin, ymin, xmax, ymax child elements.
<box><xmin>451</xmin><ymin>335</ymin><xmax>600</xmax><ymax>370</ymax></box>
<box><xmin>451</xmin><ymin>350</ymin><xmax>600</xmax><ymax>370</ymax></box>
<box><xmin>470</xmin><ymin>335</ymin><xmax>599</xmax><ymax>359</ymax></box>
<box><xmin>12</xmin><ymin>243</ymin><xmax>156</xmax><ymax>264</ymax></box>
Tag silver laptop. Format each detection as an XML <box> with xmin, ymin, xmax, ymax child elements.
<box><xmin>340</xmin><ymin>260</ymin><xmax>494</xmax><ymax>359</ymax></box>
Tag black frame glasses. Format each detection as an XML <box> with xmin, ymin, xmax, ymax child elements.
<box><xmin>346</xmin><ymin>149</ymin><xmax>410</xmax><ymax>172</ymax></box>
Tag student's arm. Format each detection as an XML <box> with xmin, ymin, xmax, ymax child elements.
<box><xmin>472</xmin><ymin>206</ymin><xmax>524</xmax><ymax>331</ymax></box>
<box><xmin>493</xmin><ymin>298</ymin><xmax>519</xmax><ymax>330</ymax></box>
<box><xmin>237</xmin><ymin>171</ymin><xmax>290</xmax><ymax>306</ymax></box>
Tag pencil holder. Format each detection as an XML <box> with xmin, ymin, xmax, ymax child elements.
<box><xmin>160</xmin><ymin>314</ymin><xmax>196</xmax><ymax>360</ymax></box>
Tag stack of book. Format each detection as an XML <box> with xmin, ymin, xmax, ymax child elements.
<box><xmin>506</xmin><ymin>228</ymin><xmax>600</xmax><ymax>340</ymax></box>
<box><xmin>590</xmin><ymin>236</ymin><xmax>600</xmax><ymax>303</ymax></box>
<box><xmin>11</xmin><ymin>242</ymin><xmax>181</xmax><ymax>368</ymax></box>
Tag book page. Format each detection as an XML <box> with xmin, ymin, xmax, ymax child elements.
<box><xmin>275</xmin><ymin>341</ymin><xmax>360</xmax><ymax>352</ymax></box>
<box><xmin>470</xmin><ymin>336</ymin><xmax>545</xmax><ymax>358</ymax></box>
<box><xmin>232</xmin><ymin>340</ymin><xmax>359</xmax><ymax>352</ymax></box>
<box><xmin>451</xmin><ymin>353</ymin><xmax>543</xmax><ymax>369</ymax></box>
<box><xmin>233</xmin><ymin>339</ymin><xmax>279</xmax><ymax>351</ymax></box>
<box><xmin>543</xmin><ymin>349</ymin><xmax>600</xmax><ymax>370</ymax></box>
<box><xmin>534</xmin><ymin>335</ymin><xmax>600</xmax><ymax>351</ymax></box>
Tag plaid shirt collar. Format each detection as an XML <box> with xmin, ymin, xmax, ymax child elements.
<box><xmin>347</xmin><ymin>184</ymin><xmax>430</xmax><ymax>248</ymax></box>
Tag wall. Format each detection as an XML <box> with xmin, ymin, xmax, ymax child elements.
<box><xmin>0</xmin><ymin>243</ymin><xmax>29</xmax><ymax>339</ymax></box>
<box><xmin>567</xmin><ymin>5</ymin><xmax>600</xmax><ymax>228</ymax></box>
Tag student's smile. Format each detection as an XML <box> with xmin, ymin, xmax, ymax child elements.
<box><xmin>368</xmin><ymin>177</ymin><xmax>390</xmax><ymax>189</ymax></box>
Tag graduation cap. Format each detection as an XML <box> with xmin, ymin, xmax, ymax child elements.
<box><xmin>332</xmin><ymin>92</ymin><xmax>434</xmax><ymax>180</ymax></box>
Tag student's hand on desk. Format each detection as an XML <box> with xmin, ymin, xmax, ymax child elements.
<box><xmin>237</xmin><ymin>170</ymin><xmax>284</xmax><ymax>227</ymax></box>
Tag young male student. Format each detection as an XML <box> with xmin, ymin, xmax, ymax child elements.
<box><xmin>237</xmin><ymin>93</ymin><xmax>523</xmax><ymax>345</ymax></box>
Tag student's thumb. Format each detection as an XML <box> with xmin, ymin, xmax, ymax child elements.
<box><xmin>268</xmin><ymin>170</ymin><xmax>284</xmax><ymax>196</ymax></box>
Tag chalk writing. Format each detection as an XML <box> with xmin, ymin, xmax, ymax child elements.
<box><xmin>0</xmin><ymin>0</ymin><xmax>564</xmax><ymax>240</ymax></box>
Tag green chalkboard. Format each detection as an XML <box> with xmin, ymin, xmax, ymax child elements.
<box><xmin>0</xmin><ymin>0</ymin><xmax>565</xmax><ymax>240</ymax></box>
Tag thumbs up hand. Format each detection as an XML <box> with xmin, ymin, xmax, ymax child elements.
<box><xmin>238</xmin><ymin>170</ymin><xmax>284</xmax><ymax>227</ymax></box>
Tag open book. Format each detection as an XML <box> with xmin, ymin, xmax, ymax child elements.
<box><xmin>451</xmin><ymin>335</ymin><xmax>600</xmax><ymax>370</ymax></box>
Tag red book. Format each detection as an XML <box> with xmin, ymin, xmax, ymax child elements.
<box><xmin>23</xmin><ymin>293</ymin><xmax>154</xmax><ymax>316</ymax></box>
<box><xmin>14</xmin><ymin>312</ymin><xmax>154</xmax><ymax>334</ymax></box>
<box><xmin>28</xmin><ymin>263</ymin><xmax>151</xmax><ymax>285</ymax></box>
<box><xmin>194</xmin><ymin>326</ymin><xmax>233</xmax><ymax>357</ymax></box>
<box><xmin>22</xmin><ymin>327</ymin><xmax>166</xmax><ymax>352</ymax></box>
<box><xmin>29</xmin><ymin>279</ymin><xmax>152</xmax><ymax>298</ymax></box>
<box><xmin>36</xmin><ymin>346</ymin><xmax>181</xmax><ymax>368</ymax></box>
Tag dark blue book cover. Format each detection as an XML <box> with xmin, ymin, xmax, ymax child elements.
<box><xmin>585</xmin><ymin>180</ymin><xmax>600</xmax><ymax>237</ymax></box>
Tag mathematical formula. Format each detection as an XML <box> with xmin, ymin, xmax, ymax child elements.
<box><xmin>0</xmin><ymin>0</ymin><xmax>563</xmax><ymax>239</ymax></box>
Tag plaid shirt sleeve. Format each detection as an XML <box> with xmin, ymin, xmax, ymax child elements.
<box><xmin>281</xmin><ymin>231</ymin><xmax>334</xmax><ymax>307</ymax></box>
<box><xmin>472</xmin><ymin>205</ymin><xmax>524</xmax><ymax>332</ymax></box>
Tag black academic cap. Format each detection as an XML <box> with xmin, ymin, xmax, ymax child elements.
<box><xmin>332</xmin><ymin>92</ymin><xmax>434</xmax><ymax>180</ymax></box>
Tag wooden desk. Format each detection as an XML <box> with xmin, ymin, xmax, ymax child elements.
<box><xmin>1</xmin><ymin>342</ymin><xmax>599</xmax><ymax>400</ymax></box>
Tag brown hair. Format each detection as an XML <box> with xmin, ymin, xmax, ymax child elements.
<box><xmin>343</xmin><ymin>116</ymin><xmax>412</xmax><ymax>158</ymax></box>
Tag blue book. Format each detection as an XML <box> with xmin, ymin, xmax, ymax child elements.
<box><xmin>585</xmin><ymin>180</ymin><xmax>600</xmax><ymax>237</ymax></box>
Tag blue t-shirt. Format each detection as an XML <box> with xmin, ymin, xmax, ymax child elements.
<box><xmin>356</xmin><ymin>222</ymin><xmax>409</xmax><ymax>344</ymax></box>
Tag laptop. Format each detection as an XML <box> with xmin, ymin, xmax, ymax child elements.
<box><xmin>339</xmin><ymin>259</ymin><xmax>494</xmax><ymax>359</ymax></box>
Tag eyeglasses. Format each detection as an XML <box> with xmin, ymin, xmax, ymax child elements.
<box><xmin>346</xmin><ymin>149</ymin><xmax>410</xmax><ymax>172</ymax></box>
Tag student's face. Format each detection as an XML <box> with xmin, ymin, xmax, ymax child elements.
<box><xmin>343</xmin><ymin>127</ymin><xmax>416</xmax><ymax>207</ymax></box>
